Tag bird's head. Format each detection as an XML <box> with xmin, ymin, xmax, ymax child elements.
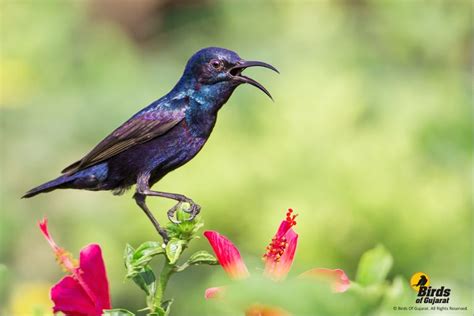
<box><xmin>181</xmin><ymin>47</ymin><xmax>279</xmax><ymax>100</ymax></box>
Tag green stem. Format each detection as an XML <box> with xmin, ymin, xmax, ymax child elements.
<box><xmin>148</xmin><ymin>256</ymin><xmax>178</xmax><ymax>315</ymax></box>
<box><xmin>151</xmin><ymin>243</ymin><xmax>190</xmax><ymax>314</ymax></box>
<box><xmin>155</xmin><ymin>261</ymin><xmax>174</xmax><ymax>304</ymax></box>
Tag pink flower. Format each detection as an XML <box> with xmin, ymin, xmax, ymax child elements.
<box><xmin>39</xmin><ymin>218</ymin><xmax>111</xmax><ymax>316</ymax></box>
<box><xmin>263</xmin><ymin>209</ymin><xmax>299</xmax><ymax>281</ymax></box>
<box><xmin>204</xmin><ymin>231</ymin><xmax>249</xmax><ymax>280</ymax></box>
<box><xmin>204</xmin><ymin>286</ymin><xmax>226</xmax><ymax>299</ymax></box>
<box><xmin>299</xmin><ymin>268</ymin><xmax>351</xmax><ymax>293</ymax></box>
<box><xmin>203</xmin><ymin>209</ymin><xmax>350</xmax><ymax>302</ymax></box>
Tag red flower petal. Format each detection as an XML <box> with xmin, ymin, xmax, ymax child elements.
<box><xmin>39</xmin><ymin>218</ymin><xmax>111</xmax><ymax>315</ymax></box>
<box><xmin>51</xmin><ymin>276</ymin><xmax>101</xmax><ymax>316</ymax></box>
<box><xmin>204</xmin><ymin>231</ymin><xmax>249</xmax><ymax>280</ymax></box>
<box><xmin>299</xmin><ymin>268</ymin><xmax>350</xmax><ymax>293</ymax></box>
<box><xmin>50</xmin><ymin>246</ymin><xmax>111</xmax><ymax>315</ymax></box>
<box><xmin>204</xmin><ymin>286</ymin><xmax>226</xmax><ymax>299</ymax></box>
<box><xmin>264</xmin><ymin>228</ymin><xmax>298</xmax><ymax>281</ymax></box>
<box><xmin>78</xmin><ymin>244</ymin><xmax>112</xmax><ymax>310</ymax></box>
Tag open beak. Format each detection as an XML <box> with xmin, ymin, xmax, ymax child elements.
<box><xmin>229</xmin><ymin>60</ymin><xmax>279</xmax><ymax>100</ymax></box>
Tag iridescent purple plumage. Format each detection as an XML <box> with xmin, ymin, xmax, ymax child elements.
<box><xmin>23</xmin><ymin>47</ymin><xmax>278</xmax><ymax>241</ymax></box>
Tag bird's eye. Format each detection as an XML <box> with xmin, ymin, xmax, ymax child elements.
<box><xmin>210</xmin><ymin>59</ymin><xmax>222</xmax><ymax>70</ymax></box>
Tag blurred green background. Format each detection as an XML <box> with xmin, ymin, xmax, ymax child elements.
<box><xmin>1</xmin><ymin>0</ymin><xmax>472</xmax><ymax>315</ymax></box>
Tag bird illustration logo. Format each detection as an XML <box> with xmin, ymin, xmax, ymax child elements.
<box><xmin>23</xmin><ymin>47</ymin><xmax>279</xmax><ymax>242</ymax></box>
<box><xmin>410</xmin><ymin>272</ymin><xmax>430</xmax><ymax>291</ymax></box>
<box><xmin>413</xmin><ymin>275</ymin><xmax>428</xmax><ymax>287</ymax></box>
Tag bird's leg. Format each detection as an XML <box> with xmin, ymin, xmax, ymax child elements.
<box><xmin>133</xmin><ymin>193</ymin><xmax>169</xmax><ymax>243</ymax></box>
<box><xmin>141</xmin><ymin>190</ymin><xmax>201</xmax><ymax>224</ymax></box>
<box><xmin>136</xmin><ymin>173</ymin><xmax>201</xmax><ymax>224</ymax></box>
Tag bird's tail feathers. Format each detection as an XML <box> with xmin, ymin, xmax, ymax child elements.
<box><xmin>22</xmin><ymin>175</ymin><xmax>73</xmax><ymax>198</ymax></box>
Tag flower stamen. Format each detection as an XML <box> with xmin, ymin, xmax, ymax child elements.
<box><xmin>39</xmin><ymin>218</ymin><xmax>78</xmax><ymax>273</ymax></box>
<box><xmin>285</xmin><ymin>208</ymin><xmax>298</xmax><ymax>226</ymax></box>
<box><xmin>263</xmin><ymin>209</ymin><xmax>298</xmax><ymax>263</ymax></box>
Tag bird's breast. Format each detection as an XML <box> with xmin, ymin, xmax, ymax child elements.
<box><xmin>184</xmin><ymin>107</ymin><xmax>218</xmax><ymax>139</ymax></box>
<box><xmin>149</xmin><ymin>120</ymin><xmax>210</xmax><ymax>169</ymax></box>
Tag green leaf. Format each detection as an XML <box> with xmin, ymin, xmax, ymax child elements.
<box><xmin>187</xmin><ymin>250</ymin><xmax>218</xmax><ymax>265</ymax></box>
<box><xmin>124</xmin><ymin>242</ymin><xmax>165</xmax><ymax>279</ymax></box>
<box><xmin>161</xmin><ymin>299</ymin><xmax>174</xmax><ymax>316</ymax></box>
<box><xmin>123</xmin><ymin>242</ymin><xmax>167</xmax><ymax>297</ymax></box>
<box><xmin>124</xmin><ymin>244</ymin><xmax>135</xmax><ymax>265</ymax></box>
<box><xmin>165</xmin><ymin>238</ymin><xmax>185</xmax><ymax>264</ymax></box>
<box><xmin>356</xmin><ymin>244</ymin><xmax>393</xmax><ymax>286</ymax></box>
<box><xmin>174</xmin><ymin>250</ymin><xmax>218</xmax><ymax>272</ymax></box>
<box><xmin>131</xmin><ymin>266</ymin><xmax>156</xmax><ymax>296</ymax></box>
<box><xmin>148</xmin><ymin>299</ymin><xmax>174</xmax><ymax>316</ymax></box>
<box><xmin>191</xmin><ymin>222</ymin><xmax>204</xmax><ymax>235</ymax></box>
<box><xmin>133</xmin><ymin>241</ymin><xmax>165</xmax><ymax>266</ymax></box>
<box><xmin>103</xmin><ymin>308</ymin><xmax>135</xmax><ymax>316</ymax></box>
<box><xmin>124</xmin><ymin>244</ymin><xmax>137</xmax><ymax>278</ymax></box>
<box><xmin>134</xmin><ymin>241</ymin><xmax>163</xmax><ymax>258</ymax></box>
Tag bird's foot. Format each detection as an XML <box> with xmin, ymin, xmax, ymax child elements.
<box><xmin>167</xmin><ymin>203</ymin><xmax>182</xmax><ymax>224</ymax></box>
<box><xmin>183</xmin><ymin>202</ymin><xmax>201</xmax><ymax>221</ymax></box>
<box><xmin>167</xmin><ymin>200</ymin><xmax>201</xmax><ymax>224</ymax></box>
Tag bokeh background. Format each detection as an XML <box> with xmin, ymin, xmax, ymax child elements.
<box><xmin>1</xmin><ymin>0</ymin><xmax>472</xmax><ymax>315</ymax></box>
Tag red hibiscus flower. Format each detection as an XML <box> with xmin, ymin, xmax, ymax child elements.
<box><xmin>203</xmin><ymin>209</ymin><xmax>350</xmax><ymax>312</ymax></box>
<box><xmin>39</xmin><ymin>218</ymin><xmax>111</xmax><ymax>316</ymax></box>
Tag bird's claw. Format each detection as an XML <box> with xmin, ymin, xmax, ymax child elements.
<box><xmin>185</xmin><ymin>203</ymin><xmax>201</xmax><ymax>221</ymax></box>
<box><xmin>167</xmin><ymin>203</ymin><xmax>182</xmax><ymax>224</ymax></box>
<box><xmin>166</xmin><ymin>200</ymin><xmax>201</xmax><ymax>224</ymax></box>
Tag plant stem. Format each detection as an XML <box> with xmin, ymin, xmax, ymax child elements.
<box><xmin>154</xmin><ymin>260</ymin><xmax>174</xmax><ymax>309</ymax></box>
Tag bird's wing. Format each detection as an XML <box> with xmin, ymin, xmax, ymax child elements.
<box><xmin>62</xmin><ymin>103</ymin><xmax>187</xmax><ymax>174</ymax></box>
